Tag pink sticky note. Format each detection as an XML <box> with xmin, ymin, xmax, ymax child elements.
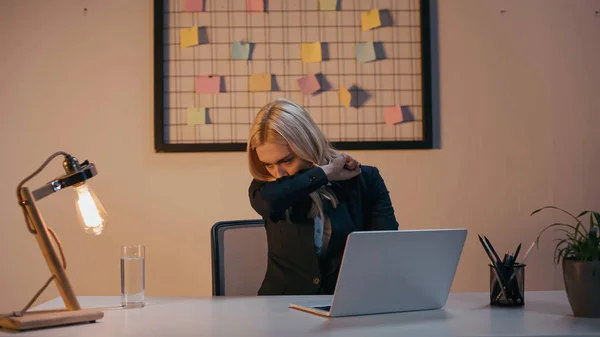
<box><xmin>183</xmin><ymin>0</ymin><xmax>204</xmax><ymax>12</ymax></box>
<box><xmin>297</xmin><ymin>74</ymin><xmax>320</xmax><ymax>95</ymax></box>
<box><xmin>246</xmin><ymin>0</ymin><xmax>264</xmax><ymax>12</ymax></box>
<box><xmin>196</xmin><ymin>76</ymin><xmax>220</xmax><ymax>94</ymax></box>
<box><xmin>384</xmin><ymin>105</ymin><xmax>404</xmax><ymax>125</ymax></box>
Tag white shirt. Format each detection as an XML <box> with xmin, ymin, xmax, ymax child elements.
<box><xmin>314</xmin><ymin>213</ymin><xmax>332</xmax><ymax>256</ymax></box>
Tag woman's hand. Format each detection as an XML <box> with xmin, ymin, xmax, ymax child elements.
<box><xmin>320</xmin><ymin>153</ymin><xmax>361</xmax><ymax>181</ymax></box>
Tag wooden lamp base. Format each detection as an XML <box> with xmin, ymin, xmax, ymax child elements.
<box><xmin>0</xmin><ymin>309</ymin><xmax>103</xmax><ymax>331</ymax></box>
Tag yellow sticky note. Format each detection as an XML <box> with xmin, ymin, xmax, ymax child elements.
<box><xmin>319</xmin><ymin>0</ymin><xmax>337</xmax><ymax>11</ymax></box>
<box><xmin>361</xmin><ymin>9</ymin><xmax>381</xmax><ymax>31</ymax></box>
<box><xmin>180</xmin><ymin>26</ymin><xmax>199</xmax><ymax>48</ymax></box>
<box><xmin>339</xmin><ymin>86</ymin><xmax>351</xmax><ymax>107</ymax></box>
<box><xmin>187</xmin><ymin>107</ymin><xmax>206</xmax><ymax>125</ymax></box>
<box><xmin>249</xmin><ymin>73</ymin><xmax>272</xmax><ymax>92</ymax></box>
<box><xmin>301</xmin><ymin>42</ymin><xmax>322</xmax><ymax>63</ymax></box>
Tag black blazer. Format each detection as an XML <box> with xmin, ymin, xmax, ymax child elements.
<box><xmin>248</xmin><ymin>165</ymin><xmax>399</xmax><ymax>295</ymax></box>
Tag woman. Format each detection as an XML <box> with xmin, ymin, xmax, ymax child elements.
<box><xmin>247</xmin><ymin>98</ymin><xmax>399</xmax><ymax>295</ymax></box>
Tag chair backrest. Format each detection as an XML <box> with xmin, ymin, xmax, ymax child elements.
<box><xmin>210</xmin><ymin>219</ymin><xmax>267</xmax><ymax>296</ymax></box>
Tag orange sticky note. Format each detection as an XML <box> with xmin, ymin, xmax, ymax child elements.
<box><xmin>384</xmin><ymin>105</ymin><xmax>404</xmax><ymax>125</ymax></box>
<box><xmin>183</xmin><ymin>0</ymin><xmax>204</xmax><ymax>12</ymax></box>
<box><xmin>339</xmin><ymin>86</ymin><xmax>351</xmax><ymax>107</ymax></box>
<box><xmin>187</xmin><ymin>107</ymin><xmax>207</xmax><ymax>125</ymax></box>
<box><xmin>180</xmin><ymin>26</ymin><xmax>199</xmax><ymax>48</ymax></box>
<box><xmin>361</xmin><ymin>9</ymin><xmax>381</xmax><ymax>31</ymax></box>
<box><xmin>196</xmin><ymin>76</ymin><xmax>220</xmax><ymax>94</ymax></box>
<box><xmin>246</xmin><ymin>0</ymin><xmax>263</xmax><ymax>12</ymax></box>
<box><xmin>301</xmin><ymin>42</ymin><xmax>322</xmax><ymax>63</ymax></box>
<box><xmin>249</xmin><ymin>73</ymin><xmax>271</xmax><ymax>92</ymax></box>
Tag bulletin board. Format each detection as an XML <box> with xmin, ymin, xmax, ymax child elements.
<box><xmin>154</xmin><ymin>0</ymin><xmax>433</xmax><ymax>152</ymax></box>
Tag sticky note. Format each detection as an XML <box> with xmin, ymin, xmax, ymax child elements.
<box><xmin>183</xmin><ymin>0</ymin><xmax>204</xmax><ymax>12</ymax></box>
<box><xmin>246</xmin><ymin>0</ymin><xmax>263</xmax><ymax>12</ymax></box>
<box><xmin>384</xmin><ymin>106</ymin><xmax>404</xmax><ymax>125</ymax></box>
<box><xmin>361</xmin><ymin>9</ymin><xmax>381</xmax><ymax>31</ymax></box>
<box><xmin>196</xmin><ymin>76</ymin><xmax>220</xmax><ymax>94</ymax></box>
<box><xmin>180</xmin><ymin>26</ymin><xmax>199</xmax><ymax>48</ymax></box>
<box><xmin>356</xmin><ymin>42</ymin><xmax>376</xmax><ymax>63</ymax></box>
<box><xmin>319</xmin><ymin>0</ymin><xmax>337</xmax><ymax>11</ymax></box>
<box><xmin>339</xmin><ymin>86</ymin><xmax>351</xmax><ymax>107</ymax></box>
<box><xmin>297</xmin><ymin>74</ymin><xmax>320</xmax><ymax>95</ymax></box>
<box><xmin>187</xmin><ymin>107</ymin><xmax>207</xmax><ymax>125</ymax></box>
<box><xmin>301</xmin><ymin>42</ymin><xmax>322</xmax><ymax>63</ymax></box>
<box><xmin>232</xmin><ymin>42</ymin><xmax>251</xmax><ymax>60</ymax></box>
<box><xmin>249</xmin><ymin>73</ymin><xmax>271</xmax><ymax>92</ymax></box>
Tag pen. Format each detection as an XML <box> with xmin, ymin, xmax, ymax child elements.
<box><xmin>502</xmin><ymin>241</ymin><xmax>532</xmax><ymax>303</ymax></box>
<box><xmin>483</xmin><ymin>235</ymin><xmax>503</xmax><ymax>265</ymax></box>
<box><xmin>497</xmin><ymin>255</ymin><xmax>524</xmax><ymax>303</ymax></box>
<box><xmin>505</xmin><ymin>240</ymin><xmax>535</xmax><ymax>285</ymax></box>
<box><xmin>513</xmin><ymin>243</ymin><xmax>522</xmax><ymax>263</ymax></box>
<box><xmin>478</xmin><ymin>235</ymin><xmax>509</xmax><ymax>301</ymax></box>
<box><xmin>503</xmin><ymin>254</ymin><xmax>516</xmax><ymax>300</ymax></box>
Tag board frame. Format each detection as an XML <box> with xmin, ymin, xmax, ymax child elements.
<box><xmin>153</xmin><ymin>0</ymin><xmax>433</xmax><ymax>152</ymax></box>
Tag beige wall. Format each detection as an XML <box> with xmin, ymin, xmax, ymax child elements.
<box><xmin>1</xmin><ymin>0</ymin><xmax>599</xmax><ymax>312</ymax></box>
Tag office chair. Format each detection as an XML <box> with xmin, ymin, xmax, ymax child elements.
<box><xmin>210</xmin><ymin>219</ymin><xmax>267</xmax><ymax>296</ymax></box>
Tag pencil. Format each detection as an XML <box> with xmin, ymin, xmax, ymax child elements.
<box><xmin>478</xmin><ymin>235</ymin><xmax>509</xmax><ymax>301</ymax></box>
<box><xmin>520</xmin><ymin>241</ymin><xmax>536</xmax><ymax>264</ymax></box>
<box><xmin>513</xmin><ymin>243</ymin><xmax>522</xmax><ymax>263</ymax></box>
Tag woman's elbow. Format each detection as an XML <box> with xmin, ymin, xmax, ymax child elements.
<box><xmin>250</xmin><ymin>197</ymin><xmax>287</xmax><ymax>222</ymax></box>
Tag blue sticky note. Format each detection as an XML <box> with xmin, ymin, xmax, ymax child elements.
<box><xmin>356</xmin><ymin>42</ymin><xmax>376</xmax><ymax>63</ymax></box>
<box><xmin>232</xmin><ymin>41</ymin><xmax>251</xmax><ymax>60</ymax></box>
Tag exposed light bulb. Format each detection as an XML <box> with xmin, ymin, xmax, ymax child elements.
<box><xmin>74</xmin><ymin>183</ymin><xmax>107</xmax><ymax>235</ymax></box>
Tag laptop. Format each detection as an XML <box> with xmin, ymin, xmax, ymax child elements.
<box><xmin>289</xmin><ymin>228</ymin><xmax>467</xmax><ymax>317</ymax></box>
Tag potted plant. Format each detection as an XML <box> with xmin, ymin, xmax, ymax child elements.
<box><xmin>531</xmin><ymin>206</ymin><xmax>600</xmax><ymax>317</ymax></box>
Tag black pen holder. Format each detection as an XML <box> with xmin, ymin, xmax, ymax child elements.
<box><xmin>489</xmin><ymin>263</ymin><xmax>525</xmax><ymax>306</ymax></box>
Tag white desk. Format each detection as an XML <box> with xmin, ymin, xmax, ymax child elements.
<box><xmin>1</xmin><ymin>291</ymin><xmax>599</xmax><ymax>336</ymax></box>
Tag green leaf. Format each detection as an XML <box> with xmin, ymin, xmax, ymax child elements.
<box><xmin>532</xmin><ymin>206</ymin><xmax>583</xmax><ymax>225</ymax></box>
<box><xmin>564</xmin><ymin>246</ymin><xmax>575</xmax><ymax>260</ymax></box>
<box><xmin>553</xmin><ymin>228</ymin><xmax>577</xmax><ymax>242</ymax></box>
<box><xmin>593</xmin><ymin>212</ymin><xmax>600</xmax><ymax>226</ymax></box>
<box><xmin>576</xmin><ymin>210</ymin><xmax>600</xmax><ymax>230</ymax></box>
<box><xmin>575</xmin><ymin>222</ymin><xmax>584</xmax><ymax>239</ymax></box>
<box><xmin>554</xmin><ymin>237</ymin><xmax>569</xmax><ymax>245</ymax></box>
<box><xmin>536</xmin><ymin>223</ymin><xmax>587</xmax><ymax>243</ymax></box>
<box><xmin>532</xmin><ymin>207</ymin><xmax>600</xmax><ymax>262</ymax></box>
<box><xmin>555</xmin><ymin>246</ymin><xmax>569</xmax><ymax>264</ymax></box>
<box><xmin>532</xmin><ymin>206</ymin><xmax>588</xmax><ymax>238</ymax></box>
<box><xmin>577</xmin><ymin>210</ymin><xmax>591</xmax><ymax>218</ymax></box>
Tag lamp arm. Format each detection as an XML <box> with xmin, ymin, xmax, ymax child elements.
<box><xmin>13</xmin><ymin>150</ymin><xmax>82</xmax><ymax>313</ymax></box>
<box><xmin>17</xmin><ymin>151</ymin><xmax>69</xmax><ymax>234</ymax></box>
<box><xmin>19</xmin><ymin>186</ymin><xmax>80</xmax><ymax>311</ymax></box>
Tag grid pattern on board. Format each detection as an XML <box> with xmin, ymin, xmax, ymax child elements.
<box><xmin>157</xmin><ymin>0</ymin><xmax>429</xmax><ymax>151</ymax></box>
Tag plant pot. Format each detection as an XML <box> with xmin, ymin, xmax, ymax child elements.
<box><xmin>562</xmin><ymin>259</ymin><xmax>600</xmax><ymax>317</ymax></box>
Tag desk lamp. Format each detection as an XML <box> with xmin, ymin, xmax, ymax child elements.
<box><xmin>0</xmin><ymin>151</ymin><xmax>106</xmax><ymax>331</ymax></box>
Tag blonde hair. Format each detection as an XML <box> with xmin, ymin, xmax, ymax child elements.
<box><xmin>247</xmin><ymin>98</ymin><xmax>338</xmax><ymax>219</ymax></box>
